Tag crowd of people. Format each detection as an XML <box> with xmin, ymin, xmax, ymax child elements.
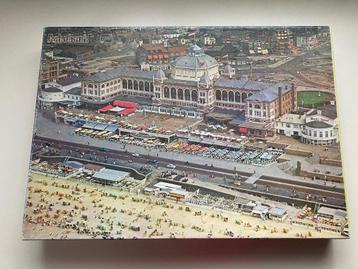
<box><xmin>24</xmin><ymin>172</ymin><xmax>342</xmax><ymax>239</ymax></box>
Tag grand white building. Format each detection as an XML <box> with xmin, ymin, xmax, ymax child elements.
<box><xmin>38</xmin><ymin>77</ymin><xmax>82</xmax><ymax>108</ymax></box>
<box><xmin>275</xmin><ymin>106</ymin><xmax>339</xmax><ymax>145</ymax></box>
<box><xmin>80</xmin><ymin>45</ymin><xmax>295</xmax><ymax>123</ymax></box>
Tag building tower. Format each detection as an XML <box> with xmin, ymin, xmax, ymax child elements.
<box><xmin>153</xmin><ymin>69</ymin><xmax>167</xmax><ymax>101</ymax></box>
<box><xmin>222</xmin><ymin>63</ymin><xmax>236</xmax><ymax>79</ymax></box>
<box><xmin>198</xmin><ymin>71</ymin><xmax>215</xmax><ymax>110</ymax></box>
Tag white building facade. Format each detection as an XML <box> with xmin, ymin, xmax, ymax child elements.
<box><xmin>39</xmin><ymin>77</ymin><xmax>82</xmax><ymax>108</ymax></box>
<box><xmin>275</xmin><ymin>108</ymin><xmax>339</xmax><ymax>145</ymax></box>
<box><xmin>80</xmin><ymin>45</ymin><xmax>295</xmax><ymax>119</ymax></box>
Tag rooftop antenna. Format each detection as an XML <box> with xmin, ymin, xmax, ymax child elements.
<box><xmin>249</xmin><ymin>62</ymin><xmax>253</xmax><ymax>79</ymax></box>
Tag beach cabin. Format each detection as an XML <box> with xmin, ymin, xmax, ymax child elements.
<box><xmin>92</xmin><ymin>168</ymin><xmax>129</xmax><ymax>185</ymax></box>
<box><xmin>268</xmin><ymin>207</ymin><xmax>288</xmax><ymax>222</ymax></box>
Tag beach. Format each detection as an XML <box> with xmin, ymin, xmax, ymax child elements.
<box><xmin>23</xmin><ymin>172</ymin><xmax>342</xmax><ymax>239</ymax></box>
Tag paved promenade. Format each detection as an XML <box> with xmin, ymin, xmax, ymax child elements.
<box><xmin>34</xmin><ymin>113</ymin><xmax>342</xmax><ymax>189</ymax></box>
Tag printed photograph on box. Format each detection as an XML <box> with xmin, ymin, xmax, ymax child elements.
<box><xmin>23</xmin><ymin>26</ymin><xmax>349</xmax><ymax>239</ymax></box>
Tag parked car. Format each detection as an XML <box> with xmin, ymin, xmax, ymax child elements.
<box><xmin>148</xmin><ymin>159</ymin><xmax>158</xmax><ymax>164</ymax></box>
<box><xmin>166</xmin><ymin>163</ymin><xmax>176</xmax><ymax>169</ymax></box>
<box><xmin>132</xmin><ymin>153</ymin><xmax>140</xmax><ymax>157</ymax></box>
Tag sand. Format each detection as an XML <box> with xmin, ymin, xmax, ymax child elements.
<box><xmin>22</xmin><ymin>172</ymin><xmax>342</xmax><ymax>239</ymax></box>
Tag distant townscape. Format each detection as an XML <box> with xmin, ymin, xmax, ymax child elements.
<box><xmin>23</xmin><ymin>27</ymin><xmax>348</xmax><ymax>239</ymax></box>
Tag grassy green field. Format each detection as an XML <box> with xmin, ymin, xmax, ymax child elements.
<box><xmin>297</xmin><ymin>91</ymin><xmax>333</xmax><ymax>107</ymax></box>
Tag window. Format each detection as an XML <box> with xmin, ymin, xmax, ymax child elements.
<box><xmin>122</xmin><ymin>79</ymin><xmax>127</xmax><ymax>89</ymax></box>
<box><xmin>171</xmin><ymin>88</ymin><xmax>176</xmax><ymax>99</ymax></box>
<box><xmin>229</xmin><ymin>91</ymin><xmax>234</xmax><ymax>102</ymax></box>
<box><xmin>164</xmin><ymin>87</ymin><xmax>170</xmax><ymax>98</ymax></box>
<box><xmin>222</xmin><ymin>91</ymin><xmax>228</xmax><ymax>101</ymax></box>
<box><xmin>216</xmin><ymin>90</ymin><xmax>221</xmax><ymax>101</ymax></box>
<box><xmin>242</xmin><ymin>92</ymin><xmax>247</xmax><ymax>102</ymax></box>
<box><xmin>235</xmin><ymin>92</ymin><xmax>241</xmax><ymax>103</ymax></box>
<box><xmin>178</xmin><ymin>89</ymin><xmax>183</xmax><ymax>100</ymax></box>
<box><xmin>192</xmin><ymin>90</ymin><xmax>198</xmax><ymax>102</ymax></box>
<box><xmin>185</xmin><ymin>89</ymin><xmax>190</xmax><ymax>101</ymax></box>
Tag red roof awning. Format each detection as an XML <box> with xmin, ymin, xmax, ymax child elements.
<box><xmin>239</xmin><ymin>127</ymin><xmax>248</xmax><ymax>133</ymax></box>
<box><xmin>152</xmin><ymin>54</ymin><xmax>158</xmax><ymax>59</ymax></box>
<box><xmin>113</xmin><ymin>100</ymin><xmax>138</xmax><ymax>109</ymax></box>
<box><xmin>147</xmin><ymin>54</ymin><xmax>153</xmax><ymax>60</ymax></box>
<box><xmin>163</xmin><ymin>54</ymin><xmax>169</xmax><ymax>59</ymax></box>
<box><xmin>158</xmin><ymin>54</ymin><xmax>163</xmax><ymax>59</ymax></box>
<box><xmin>98</xmin><ymin>105</ymin><xmax>114</xmax><ymax>113</ymax></box>
<box><xmin>118</xmin><ymin>108</ymin><xmax>136</xmax><ymax>116</ymax></box>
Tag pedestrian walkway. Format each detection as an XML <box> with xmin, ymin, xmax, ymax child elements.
<box><xmin>35</xmin><ymin>113</ymin><xmax>343</xmax><ymax>189</ymax></box>
<box><xmin>244</xmin><ymin>172</ymin><xmax>263</xmax><ymax>184</ymax></box>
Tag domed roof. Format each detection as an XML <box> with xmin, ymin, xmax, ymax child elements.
<box><xmin>305</xmin><ymin>121</ymin><xmax>333</xmax><ymax>129</ymax></box>
<box><xmin>173</xmin><ymin>44</ymin><xmax>218</xmax><ymax>70</ymax></box>
<box><xmin>42</xmin><ymin>86</ymin><xmax>62</xmax><ymax>93</ymax></box>
<box><xmin>154</xmin><ymin>69</ymin><xmax>166</xmax><ymax>80</ymax></box>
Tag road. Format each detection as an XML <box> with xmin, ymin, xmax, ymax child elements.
<box><xmin>32</xmin><ymin>136</ymin><xmax>346</xmax><ymax>210</ymax></box>
<box><xmin>35</xmin><ymin>113</ymin><xmax>341</xmax><ymax>188</ymax></box>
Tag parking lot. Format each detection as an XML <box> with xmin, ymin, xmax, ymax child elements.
<box><xmin>58</xmin><ymin>108</ymin><xmax>200</xmax><ymax>132</ymax></box>
<box><xmin>167</xmin><ymin>141</ymin><xmax>283</xmax><ymax>166</ymax></box>
<box><xmin>126</xmin><ymin>112</ymin><xmax>200</xmax><ymax>132</ymax></box>
<box><xmin>72</xmin><ymin>127</ymin><xmax>283</xmax><ymax>166</ymax></box>
<box><xmin>74</xmin><ymin>127</ymin><xmax>166</xmax><ymax>149</ymax></box>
